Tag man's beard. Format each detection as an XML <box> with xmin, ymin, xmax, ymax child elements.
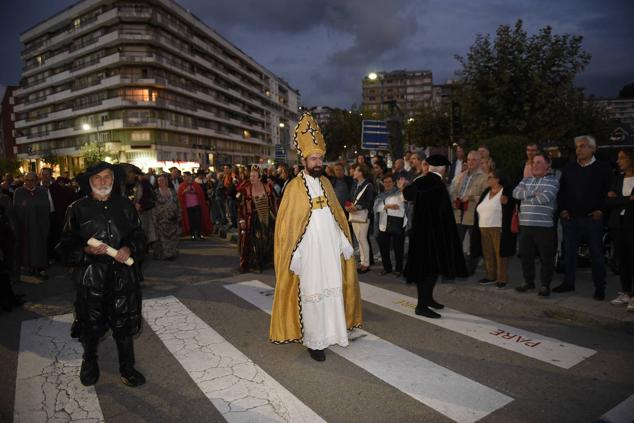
<box><xmin>90</xmin><ymin>184</ymin><xmax>113</xmax><ymax>197</ymax></box>
<box><xmin>307</xmin><ymin>166</ymin><xmax>323</xmax><ymax>178</ymax></box>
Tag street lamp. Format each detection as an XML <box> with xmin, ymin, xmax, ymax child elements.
<box><xmin>368</xmin><ymin>72</ymin><xmax>378</xmax><ymax>81</ymax></box>
<box><xmin>279</xmin><ymin>122</ymin><xmax>285</xmax><ymax>128</ymax></box>
<box><xmin>82</xmin><ymin>122</ymin><xmax>101</xmax><ymax>143</ymax></box>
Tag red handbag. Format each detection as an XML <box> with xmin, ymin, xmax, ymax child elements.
<box><xmin>511</xmin><ymin>206</ymin><xmax>520</xmax><ymax>234</ymax></box>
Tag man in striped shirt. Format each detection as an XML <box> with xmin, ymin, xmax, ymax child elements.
<box><xmin>512</xmin><ymin>154</ymin><xmax>560</xmax><ymax>296</ymax></box>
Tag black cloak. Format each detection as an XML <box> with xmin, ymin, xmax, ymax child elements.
<box><xmin>403</xmin><ymin>172</ymin><xmax>468</xmax><ymax>282</ymax></box>
<box><xmin>56</xmin><ymin>181</ymin><xmax>146</xmax><ymax>341</ymax></box>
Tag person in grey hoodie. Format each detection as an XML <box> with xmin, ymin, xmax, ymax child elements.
<box><xmin>512</xmin><ymin>153</ymin><xmax>560</xmax><ymax>297</ymax></box>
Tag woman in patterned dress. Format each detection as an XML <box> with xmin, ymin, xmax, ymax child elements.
<box><xmin>152</xmin><ymin>174</ymin><xmax>181</xmax><ymax>260</ymax></box>
<box><xmin>237</xmin><ymin>166</ymin><xmax>277</xmax><ymax>273</ymax></box>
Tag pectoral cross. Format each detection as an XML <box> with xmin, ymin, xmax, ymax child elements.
<box><xmin>314</xmin><ymin>197</ymin><xmax>326</xmax><ymax>208</ymax></box>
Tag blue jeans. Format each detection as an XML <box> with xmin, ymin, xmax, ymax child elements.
<box><xmin>562</xmin><ymin>217</ymin><xmax>606</xmax><ymax>288</ymax></box>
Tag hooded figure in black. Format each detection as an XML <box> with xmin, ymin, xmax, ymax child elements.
<box><xmin>56</xmin><ymin>162</ymin><xmax>147</xmax><ymax>387</ymax></box>
<box><xmin>399</xmin><ymin>155</ymin><xmax>468</xmax><ymax>318</ymax></box>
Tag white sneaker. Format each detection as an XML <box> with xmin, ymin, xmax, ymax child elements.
<box><xmin>610</xmin><ymin>292</ymin><xmax>631</xmax><ymax>306</ymax></box>
<box><xmin>627</xmin><ymin>298</ymin><xmax>634</xmax><ymax>312</ymax></box>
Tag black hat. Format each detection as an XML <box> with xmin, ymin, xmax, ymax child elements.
<box><xmin>78</xmin><ymin>161</ymin><xmax>123</xmax><ymax>194</ymax></box>
<box><xmin>425</xmin><ymin>154</ymin><xmax>451</xmax><ymax>167</ymax></box>
<box><xmin>117</xmin><ymin>163</ymin><xmax>143</xmax><ymax>175</ymax></box>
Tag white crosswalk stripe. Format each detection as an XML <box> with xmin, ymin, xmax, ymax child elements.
<box><xmin>13</xmin><ymin>279</ymin><xmax>620</xmax><ymax>423</ymax></box>
<box><xmin>225</xmin><ymin>280</ymin><xmax>513</xmax><ymax>423</ymax></box>
<box><xmin>598</xmin><ymin>394</ymin><xmax>634</xmax><ymax>423</ymax></box>
<box><xmin>14</xmin><ymin>313</ymin><xmax>104</xmax><ymax>423</ymax></box>
<box><xmin>142</xmin><ymin>296</ymin><xmax>325</xmax><ymax>422</ymax></box>
<box><xmin>359</xmin><ymin>281</ymin><xmax>597</xmax><ymax>369</ymax></box>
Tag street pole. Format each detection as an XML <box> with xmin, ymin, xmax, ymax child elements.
<box><xmin>384</xmin><ymin>100</ymin><xmax>404</xmax><ymax>159</ymax></box>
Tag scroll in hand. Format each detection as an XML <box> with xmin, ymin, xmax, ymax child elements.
<box><xmin>87</xmin><ymin>237</ymin><xmax>134</xmax><ymax>266</ymax></box>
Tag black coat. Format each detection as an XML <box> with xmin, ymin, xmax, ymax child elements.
<box><xmin>351</xmin><ymin>179</ymin><xmax>375</xmax><ymax>212</ymax></box>
<box><xmin>56</xmin><ymin>194</ymin><xmax>147</xmax><ymax>341</ymax></box>
<box><xmin>470</xmin><ymin>186</ymin><xmax>517</xmax><ymax>258</ymax></box>
<box><xmin>606</xmin><ymin>174</ymin><xmax>634</xmax><ymax>229</ymax></box>
<box><xmin>403</xmin><ymin>172</ymin><xmax>468</xmax><ymax>281</ymax></box>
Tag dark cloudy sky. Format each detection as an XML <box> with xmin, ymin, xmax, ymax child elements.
<box><xmin>1</xmin><ymin>0</ymin><xmax>632</xmax><ymax>108</ymax></box>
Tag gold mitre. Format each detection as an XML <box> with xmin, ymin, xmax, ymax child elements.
<box><xmin>293</xmin><ymin>112</ymin><xmax>326</xmax><ymax>159</ymax></box>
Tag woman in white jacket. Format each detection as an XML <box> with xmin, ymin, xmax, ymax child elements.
<box><xmin>374</xmin><ymin>173</ymin><xmax>407</xmax><ymax>277</ymax></box>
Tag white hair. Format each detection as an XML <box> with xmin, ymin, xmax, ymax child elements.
<box><xmin>574</xmin><ymin>135</ymin><xmax>597</xmax><ymax>150</ymax></box>
<box><xmin>428</xmin><ymin>165</ymin><xmax>446</xmax><ymax>175</ymax></box>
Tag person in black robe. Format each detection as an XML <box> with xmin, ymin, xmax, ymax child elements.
<box><xmin>13</xmin><ymin>172</ymin><xmax>50</xmax><ymax>279</ymax></box>
<box><xmin>398</xmin><ymin>155</ymin><xmax>468</xmax><ymax>318</ymax></box>
<box><xmin>0</xmin><ymin>202</ymin><xmax>25</xmax><ymax>312</ymax></box>
<box><xmin>56</xmin><ymin>162</ymin><xmax>147</xmax><ymax>387</ymax></box>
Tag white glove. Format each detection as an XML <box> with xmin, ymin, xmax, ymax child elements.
<box><xmin>290</xmin><ymin>250</ymin><xmax>302</xmax><ymax>276</ymax></box>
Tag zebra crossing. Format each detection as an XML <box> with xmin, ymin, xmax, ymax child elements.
<box><xmin>13</xmin><ymin>278</ymin><xmax>630</xmax><ymax>423</ymax></box>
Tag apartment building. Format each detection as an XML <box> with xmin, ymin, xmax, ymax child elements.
<box><xmin>13</xmin><ymin>0</ymin><xmax>299</xmax><ymax>173</ymax></box>
<box><xmin>1</xmin><ymin>86</ymin><xmax>18</xmax><ymax>159</ymax></box>
<box><xmin>361</xmin><ymin>69</ymin><xmax>433</xmax><ymax>118</ymax></box>
<box><xmin>595</xmin><ymin>98</ymin><xmax>634</xmax><ymax>126</ymax></box>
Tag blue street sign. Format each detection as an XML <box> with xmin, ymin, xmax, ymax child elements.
<box><xmin>362</xmin><ymin>120</ymin><xmax>390</xmax><ymax>151</ymax></box>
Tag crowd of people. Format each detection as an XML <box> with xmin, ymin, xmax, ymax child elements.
<box><xmin>1</xmin><ymin>135</ymin><xmax>633</xmax><ymax>317</ymax></box>
<box><xmin>1</xmin><ymin>106</ymin><xmax>633</xmax><ymax>376</ymax></box>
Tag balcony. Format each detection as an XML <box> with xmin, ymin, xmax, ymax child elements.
<box><xmin>118</xmin><ymin>7</ymin><xmax>153</xmax><ymax>20</ymax></box>
<box><xmin>22</xmin><ymin>8</ymin><xmax>119</xmax><ymax>72</ymax></box>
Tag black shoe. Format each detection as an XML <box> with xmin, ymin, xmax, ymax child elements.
<box><xmin>358</xmin><ymin>266</ymin><xmax>370</xmax><ymax>274</ymax></box>
<box><xmin>191</xmin><ymin>235</ymin><xmax>196</xmax><ymax>240</ymax></box>
<box><xmin>428</xmin><ymin>300</ymin><xmax>444</xmax><ymax>310</ymax></box>
<box><xmin>496</xmin><ymin>282</ymin><xmax>507</xmax><ymax>289</ymax></box>
<box><xmin>515</xmin><ymin>283</ymin><xmax>535</xmax><ymax>293</ymax></box>
<box><xmin>552</xmin><ymin>283</ymin><xmax>575</xmax><ymax>293</ymax></box>
<box><xmin>593</xmin><ymin>288</ymin><xmax>605</xmax><ymax>301</ymax></box>
<box><xmin>120</xmin><ymin>366</ymin><xmax>146</xmax><ymax>387</ymax></box>
<box><xmin>199</xmin><ymin>235</ymin><xmax>205</xmax><ymax>240</ymax></box>
<box><xmin>393</xmin><ymin>271</ymin><xmax>402</xmax><ymax>278</ymax></box>
<box><xmin>478</xmin><ymin>278</ymin><xmax>496</xmax><ymax>285</ymax></box>
<box><xmin>414</xmin><ymin>306</ymin><xmax>441</xmax><ymax>319</ymax></box>
<box><xmin>308</xmin><ymin>348</ymin><xmax>326</xmax><ymax>362</ymax></box>
<box><xmin>380</xmin><ymin>270</ymin><xmax>391</xmax><ymax>276</ymax></box>
<box><xmin>538</xmin><ymin>286</ymin><xmax>550</xmax><ymax>297</ymax></box>
<box><xmin>80</xmin><ymin>360</ymin><xmax>100</xmax><ymax>386</ymax></box>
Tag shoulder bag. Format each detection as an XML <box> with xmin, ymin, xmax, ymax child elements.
<box><xmin>348</xmin><ymin>184</ymin><xmax>369</xmax><ymax>223</ymax></box>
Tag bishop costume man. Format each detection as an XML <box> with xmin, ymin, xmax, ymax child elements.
<box><xmin>270</xmin><ymin>113</ymin><xmax>363</xmax><ymax>361</ymax></box>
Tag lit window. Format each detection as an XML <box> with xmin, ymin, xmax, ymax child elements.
<box><xmin>74</xmin><ymin>18</ymin><xmax>81</xmax><ymax>30</ymax></box>
<box><xmin>243</xmin><ymin>130</ymin><xmax>251</xmax><ymax>139</ymax></box>
<box><xmin>131</xmin><ymin>131</ymin><xmax>150</xmax><ymax>141</ymax></box>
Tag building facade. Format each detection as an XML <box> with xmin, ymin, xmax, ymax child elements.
<box><xmin>1</xmin><ymin>86</ymin><xmax>18</xmax><ymax>160</ymax></box>
<box><xmin>307</xmin><ymin>106</ymin><xmax>333</xmax><ymax>127</ymax></box>
<box><xmin>361</xmin><ymin>70</ymin><xmax>433</xmax><ymax>118</ymax></box>
<box><xmin>13</xmin><ymin>0</ymin><xmax>299</xmax><ymax>174</ymax></box>
<box><xmin>595</xmin><ymin>98</ymin><xmax>634</xmax><ymax>126</ymax></box>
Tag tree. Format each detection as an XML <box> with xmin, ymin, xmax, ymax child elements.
<box><xmin>80</xmin><ymin>141</ymin><xmax>113</xmax><ymax>168</ymax></box>
<box><xmin>40</xmin><ymin>151</ymin><xmax>61</xmax><ymax>168</ymax></box>
<box><xmin>407</xmin><ymin>104</ymin><xmax>451</xmax><ymax>147</ymax></box>
<box><xmin>320</xmin><ymin>108</ymin><xmax>363</xmax><ymax>161</ymax></box>
<box><xmin>454</xmin><ymin>20</ymin><xmax>605</xmax><ymax>143</ymax></box>
<box><xmin>618</xmin><ymin>82</ymin><xmax>634</xmax><ymax>99</ymax></box>
<box><xmin>0</xmin><ymin>158</ymin><xmax>21</xmax><ymax>176</ymax></box>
